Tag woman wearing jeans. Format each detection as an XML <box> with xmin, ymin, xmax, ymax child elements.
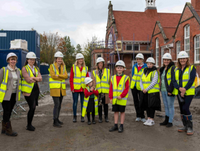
<box><xmin>70</xmin><ymin>53</ymin><xmax>89</xmax><ymax>123</ymax></box>
<box><xmin>159</xmin><ymin>53</ymin><xmax>176</xmax><ymax>127</ymax></box>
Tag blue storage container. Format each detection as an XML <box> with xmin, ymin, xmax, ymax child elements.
<box><xmin>40</xmin><ymin>64</ymin><xmax>50</xmax><ymax>75</ymax></box>
<box><xmin>0</xmin><ymin>30</ymin><xmax>40</xmax><ymax>58</ymax></box>
<box><xmin>0</xmin><ymin>49</ymin><xmax>27</xmax><ymax>69</ymax></box>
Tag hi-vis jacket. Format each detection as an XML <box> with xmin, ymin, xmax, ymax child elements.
<box><xmin>82</xmin><ymin>87</ymin><xmax>98</xmax><ymax>117</ymax></box>
<box><xmin>22</xmin><ymin>65</ymin><xmax>39</xmax><ymax>94</ymax></box>
<box><xmin>92</xmin><ymin>68</ymin><xmax>110</xmax><ymax>94</ymax></box>
<box><xmin>73</xmin><ymin>64</ymin><xmax>88</xmax><ymax>90</ymax></box>
<box><xmin>0</xmin><ymin>67</ymin><xmax>21</xmax><ymax>102</ymax></box>
<box><xmin>111</xmin><ymin>75</ymin><xmax>130</xmax><ymax>106</ymax></box>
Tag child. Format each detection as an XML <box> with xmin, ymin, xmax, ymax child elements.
<box><xmin>140</xmin><ymin>57</ymin><xmax>161</xmax><ymax>126</ymax></box>
<box><xmin>109</xmin><ymin>60</ymin><xmax>130</xmax><ymax>133</ymax></box>
<box><xmin>82</xmin><ymin>77</ymin><xmax>99</xmax><ymax>125</ymax></box>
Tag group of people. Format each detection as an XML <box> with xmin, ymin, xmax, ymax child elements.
<box><xmin>0</xmin><ymin>49</ymin><xmax>196</xmax><ymax>137</ymax></box>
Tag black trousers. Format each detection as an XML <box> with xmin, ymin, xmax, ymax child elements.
<box><xmin>131</xmin><ymin>88</ymin><xmax>145</xmax><ymax>118</ymax></box>
<box><xmin>52</xmin><ymin>95</ymin><xmax>63</xmax><ymax>120</ymax></box>
<box><xmin>147</xmin><ymin>108</ymin><xmax>155</xmax><ymax>118</ymax></box>
<box><xmin>87</xmin><ymin>112</ymin><xmax>95</xmax><ymax>122</ymax></box>
<box><xmin>2</xmin><ymin>93</ymin><xmax>16</xmax><ymax>122</ymax></box>
<box><xmin>177</xmin><ymin>95</ymin><xmax>193</xmax><ymax>115</ymax></box>
<box><xmin>98</xmin><ymin>96</ymin><xmax>108</xmax><ymax>119</ymax></box>
<box><xmin>24</xmin><ymin>83</ymin><xmax>39</xmax><ymax>126</ymax></box>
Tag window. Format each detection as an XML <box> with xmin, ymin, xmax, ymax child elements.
<box><xmin>176</xmin><ymin>41</ymin><xmax>181</xmax><ymax>59</ymax></box>
<box><xmin>194</xmin><ymin>35</ymin><xmax>200</xmax><ymax>63</ymax></box>
<box><xmin>156</xmin><ymin>38</ymin><xmax>159</xmax><ymax>66</ymax></box>
<box><xmin>184</xmin><ymin>25</ymin><xmax>190</xmax><ymax>56</ymax></box>
<box><xmin>134</xmin><ymin>44</ymin><xmax>139</xmax><ymax>51</ymax></box>
<box><xmin>108</xmin><ymin>33</ymin><xmax>113</xmax><ymax>48</ymax></box>
<box><xmin>126</xmin><ymin>44</ymin><xmax>132</xmax><ymax>50</ymax></box>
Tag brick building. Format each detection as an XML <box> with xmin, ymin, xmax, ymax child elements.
<box><xmin>92</xmin><ymin>0</ymin><xmax>200</xmax><ymax>76</ymax></box>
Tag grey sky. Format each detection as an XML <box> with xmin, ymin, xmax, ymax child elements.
<box><xmin>0</xmin><ymin>0</ymin><xmax>189</xmax><ymax>46</ymax></box>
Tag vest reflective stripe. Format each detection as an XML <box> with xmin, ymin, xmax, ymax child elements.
<box><xmin>141</xmin><ymin>70</ymin><xmax>160</xmax><ymax>94</ymax></box>
<box><xmin>93</xmin><ymin>68</ymin><xmax>110</xmax><ymax>94</ymax></box>
<box><xmin>130</xmin><ymin>66</ymin><xmax>144</xmax><ymax>90</ymax></box>
<box><xmin>73</xmin><ymin>64</ymin><xmax>88</xmax><ymax>90</ymax></box>
<box><xmin>48</xmin><ymin>64</ymin><xmax>66</xmax><ymax>90</ymax></box>
<box><xmin>82</xmin><ymin>87</ymin><xmax>98</xmax><ymax>117</ymax></box>
<box><xmin>111</xmin><ymin>75</ymin><xmax>130</xmax><ymax>106</ymax></box>
<box><xmin>175</xmin><ymin>65</ymin><xmax>196</xmax><ymax>96</ymax></box>
<box><xmin>0</xmin><ymin>67</ymin><xmax>21</xmax><ymax>102</ymax></box>
<box><xmin>166</xmin><ymin>66</ymin><xmax>177</xmax><ymax>95</ymax></box>
<box><xmin>22</xmin><ymin>65</ymin><xmax>38</xmax><ymax>93</ymax></box>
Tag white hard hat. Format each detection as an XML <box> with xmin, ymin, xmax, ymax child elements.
<box><xmin>115</xmin><ymin>60</ymin><xmax>126</xmax><ymax>68</ymax></box>
<box><xmin>26</xmin><ymin>52</ymin><xmax>36</xmax><ymax>59</ymax></box>
<box><xmin>162</xmin><ymin>53</ymin><xmax>172</xmax><ymax>60</ymax></box>
<box><xmin>177</xmin><ymin>51</ymin><xmax>189</xmax><ymax>59</ymax></box>
<box><xmin>146</xmin><ymin>57</ymin><xmax>155</xmax><ymax>64</ymax></box>
<box><xmin>85</xmin><ymin>77</ymin><xmax>93</xmax><ymax>85</ymax></box>
<box><xmin>6</xmin><ymin>52</ymin><xmax>18</xmax><ymax>61</ymax></box>
<box><xmin>96</xmin><ymin>57</ymin><xmax>105</xmax><ymax>64</ymax></box>
<box><xmin>54</xmin><ymin>51</ymin><xmax>64</xmax><ymax>58</ymax></box>
<box><xmin>76</xmin><ymin>53</ymin><xmax>84</xmax><ymax>60</ymax></box>
<box><xmin>136</xmin><ymin>53</ymin><xmax>144</xmax><ymax>59</ymax></box>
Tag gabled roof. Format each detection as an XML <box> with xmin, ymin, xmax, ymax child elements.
<box><xmin>112</xmin><ymin>10</ymin><xmax>181</xmax><ymax>41</ymax></box>
<box><xmin>174</xmin><ymin>2</ymin><xmax>200</xmax><ymax>36</ymax></box>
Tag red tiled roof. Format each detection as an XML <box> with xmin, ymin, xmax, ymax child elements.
<box><xmin>113</xmin><ymin>10</ymin><xmax>181</xmax><ymax>41</ymax></box>
<box><xmin>163</xmin><ymin>27</ymin><xmax>177</xmax><ymax>39</ymax></box>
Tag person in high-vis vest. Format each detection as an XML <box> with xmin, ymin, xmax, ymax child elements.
<box><xmin>109</xmin><ymin>60</ymin><xmax>130</xmax><ymax>133</ymax></box>
<box><xmin>22</xmin><ymin>52</ymin><xmax>42</xmax><ymax>131</ymax></box>
<box><xmin>131</xmin><ymin>53</ymin><xmax>147</xmax><ymax>122</ymax></box>
<box><xmin>70</xmin><ymin>53</ymin><xmax>89</xmax><ymax>123</ymax></box>
<box><xmin>92</xmin><ymin>57</ymin><xmax>110</xmax><ymax>123</ymax></box>
<box><xmin>140</xmin><ymin>57</ymin><xmax>161</xmax><ymax>126</ymax></box>
<box><xmin>0</xmin><ymin>53</ymin><xmax>21</xmax><ymax>136</ymax></box>
<box><xmin>172</xmin><ymin>51</ymin><xmax>196</xmax><ymax>136</ymax></box>
<box><xmin>159</xmin><ymin>53</ymin><xmax>176</xmax><ymax>128</ymax></box>
<box><xmin>82</xmin><ymin>77</ymin><xmax>99</xmax><ymax>125</ymax></box>
<box><xmin>49</xmin><ymin>51</ymin><xmax>68</xmax><ymax>128</ymax></box>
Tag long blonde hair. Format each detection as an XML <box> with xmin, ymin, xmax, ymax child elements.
<box><xmin>74</xmin><ymin>60</ymin><xmax>86</xmax><ymax>67</ymax></box>
<box><xmin>177</xmin><ymin>58</ymin><xmax>190</xmax><ymax>69</ymax></box>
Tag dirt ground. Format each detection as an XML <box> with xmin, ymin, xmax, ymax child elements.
<box><xmin>0</xmin><ymin>89</ymin><xmax>200</xmax><ymax>151</ymax></box>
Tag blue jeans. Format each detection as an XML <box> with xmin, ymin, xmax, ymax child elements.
<box><xmin>72</xmin><ymin>92</ymin><xmax>84</xmax><ymax>116</ymax></box>
<box><xmin>161</xmin><ymin>91</ymin><xmax>175</xmax><ymax>123</ymax></box>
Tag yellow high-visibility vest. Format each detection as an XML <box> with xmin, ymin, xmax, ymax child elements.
<box><xmin>73</xmin><ymin>64</ymin><xmax>88</xmax><ymax>90</ymax></box>
<box><xmin>49</xmin><ymin>64</ymin><xmax>66</xmax><ymax>90</ymax></box>
<box><xmin>141</xmin><ymin>70</ymin><xmax>160</xmax><ymax>94</ymax></box>
<box><xmin>111</xmin><ymin>75</ymin><xmax>130</xmax><ymax>106</ymax></box>
<box><xmin>93</xmin><ymin>68</ymin><xmax>110</xmax><ymax>93</ymax></box>
<box><xmin>166</xmin><ymin>66</ymin><xmax>177</xmax><ymax>95</ymax></box>
<box><xmin>130</xmin><ymin>66</ymin><xmax>145</xmax><ymax>90</ymax></box>
<box><xmin>0</xmin><ymin>67</ymin><xmax>21</xmax><ymax>102</ymax></box>
<box><xmin>174</xmin><ymin>65</ymin><xmax>196</xmax><ymax>96</ymax></box>
<box><xmin>82</xmin><ymin>87</ymin><xmax>98</xmax><ymax>117</ymax></box>
<box><xmin>22</xmin><ymin>65</ymin><xmax>39</xmax><ymax>93</ymax></box>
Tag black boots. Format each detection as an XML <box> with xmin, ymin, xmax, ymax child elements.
<box><xmin>58</xmin><ymin>119</ymin><xmax>63</xmax><ymax>125</ymax></box>
<box><xmin>81</xmin><ymin>116</ymin><xmax>85</xmax><ymax>122</ymax></box>
<box><xmin>109</xmin><ymin>124</ymin><xmax>118</xmax><ymax>132</ymax></box>
<box><xmin>5</xmin><ymin>121</ymin><xmax>18</xmax><ymax>136</ymax></box>
<box><xmin>118</xmin><ymin>125</ymin><xmax>124</xmax><ymax>133</ymax></box>
<box><xmin>26</xmin><ymin>125</ymin><xmax>35</xmax><ymax>131</ymax></box>
<box><xmin>1</xmin><ymin>120</ymin><xmax>6</xmax><ymax>134</ymax></box>
<box><xmin>160</xmin><ymin>116</ymin><xmax>169</xmax><ymax>126</ymax></box>
<box><xmin>166</xmin><ymin>123</ymin><xmax>173</xmax><ymax>127</ymax></box>
<box><xmin>53</xmin><ymin>119</ymin><xmax>62</xmax><ymax>128</ymax></box>
<box><xmin>73</xmin><ymin>116</ymin><xmax>77</xmax><ymax>123</ymax></box>
<box><xmin>178</xmin><ymin>115</ymin><xmax>187</xmax><ymax>133</ymax></box>
<box><xmin>178</xmin><ymin>115</ymin><xmax>194</xmax><ymax>136</ymax></box>
<box><xmin>105</xmin><ymin>116</ymin><xmax>109</xmax><ymax>123</ymax></box>
<box><xmin>187</xmin><ymin>120</ymin><xmax>193</xmax><ymax>136</ymax></box>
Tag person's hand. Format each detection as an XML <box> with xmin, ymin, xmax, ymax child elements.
<box><xmin>181</xmin><ymin>93</ymin><xmax>185</xmax><ymax>98</ymax></box>
<box><xmin>117</xmin><ymin>96</ymin><xmax>122</xmax><ymax>100</ymax></box>
<box><xmin>110</xmin><ymin>99</ymin><xmax>113</xmax><ymax>104</ymax></box>
<box><xmin>30</xmin><ymin>77</ymin><xmax>36</xmax><ymax>83</ymax></box>
<box><xmin>90</xmin><ymin>87</ymin><xmax>94</xmax><ymax>91</ymax></box>
<box><xmin>179</xmin><ymin>87</ymin><xmax>186</xmax><ymax>93</ymax></box>
<box><xmin>143</xmin><ymin>89</ymin><xmax>147</xmax><ymax>94</ymax></box>
<box><xmin>72</xmin><ymin>90</ymin><xmax>74</xmax><ymax>93</ymax></box>
<box><xmin>56</xmin><ymin>74</ymin><xmax>59</xmax><ymax>77</ymax></box>
<box><xmin>168</xmin><ymin>93</ymin><xmax>172</xmax><ymax>96</ymax></box>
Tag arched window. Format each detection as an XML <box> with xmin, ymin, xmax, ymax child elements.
<box><xmin>176</xmin><ymin>41</ymin><xmax>180</xmax><ymax>59</ymax></box>
<box><xmin>108</xmin><ymin>33</ymin><xmax>113</xmax><ymax>48</ymax></box>
<box><xmin>194</xmin><ymin>35</ymin><xmax>200</xmax><ymax>63</ymax></box>
<box><xmin>184</xmin><ymin>25</ymin><xmax>190</xmax><ymax>56</ymax></box>
<box><xmin>156</xmin><ymin>38</ymin><xmax>159</xmax><ymax>66</ymax></box>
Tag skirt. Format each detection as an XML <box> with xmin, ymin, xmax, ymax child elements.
<box><xmin>87</xmin><ymin>98</ymin><xmax>95</xmax><ymax>112</ymax></box>
<box><xmin>112</xmin><ymin>105</ymin><xmax>126</xmax><ymax>112</ymax></box>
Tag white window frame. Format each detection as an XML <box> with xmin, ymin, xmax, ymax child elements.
<box><xmin>108</xmin><ymin>33</ymin><xmax>113</xmax><ymax>49</ymax></box>
<box><xmin>156</xmin><ymin>38</ymin><xmax>159</xmax><ymax>67</ymax></box>
<box><xmin>96</xmin><ymin>53</ymin><xmax>102</xmax><ymax>60</ymax></box>
<box><xmin>126</xmin><ymin>44</ymin><xmax>133</xmax><ymax>50</ymax></box>
<box><xmin>176</xmin><ymin>41</ymin><xmax>181</xmax><ymax>59</ymax></box>
<box><xmin>184</xmin><ymin>25</ymin><xmax>190</xmax><ymax>56</ymax></box>
<box><xmin>194</xmin><ymin>35</ymin><xmax>200</xmax><ymax>64</ymax></box>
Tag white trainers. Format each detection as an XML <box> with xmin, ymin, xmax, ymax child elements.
<box><xmin>146</xmin><ymin>119</ymin><xmax>155</xmax><ymax>126</ymax></box>
<box><xmin>143</xmin><ymin>119</ymin><xmax>150</xmax><ymax>125</ymax></box>
<box><xmin>141</xmin><ymin>118</ymin><xmax>147</xmax><ymax>123</ymax></box>
<box><xmin>135</xmin><ymin>117</ymin><xmax>141</xmax><ymax>122</ymax></box>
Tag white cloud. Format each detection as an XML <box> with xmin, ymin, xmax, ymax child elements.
<box><xmin>53</xmin><ymin>22</ymin><xmax>107</xmax><ymax>46</ymax></box>
<box><xmin>159</xmin><ymin>5</ymin><xmax>185</xmax><ymax>13</ymax></box>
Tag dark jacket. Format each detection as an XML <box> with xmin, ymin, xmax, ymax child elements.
<box><xmin>159</xmin><ymin>62</ymin><xmax>175</xmax><ymax>95</ymax></box>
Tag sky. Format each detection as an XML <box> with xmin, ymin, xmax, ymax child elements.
<box><xmin>0</xmin><ymin>0</ymin><xmax>189</xmax><ymax>46</ymax></box>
